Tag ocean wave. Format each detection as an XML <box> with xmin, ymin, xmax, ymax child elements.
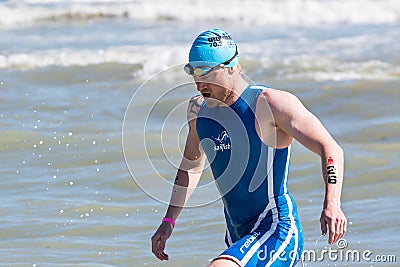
<box><xmin>272</xmin><ymin>55</ymin><xmax>400</xmax><ymax>81</ymax></box>
<box><xmin>0</xmin><ymin>45</ymin><xmax>186</xmax><ymax>70</ymax></box>
<box><xmin>0</xmin><ymin>47</ymin><xmax>145</xmax><ymax>69</ymax></box>
<box><xmin>1</xmin><ymin>46</ymin><xmax>398</xmax><ymax>82</ymax></box>
<box><xmin>1</xmin><ymin>0</ymin><xmax>400</xmax><ymax>28</ymax></box>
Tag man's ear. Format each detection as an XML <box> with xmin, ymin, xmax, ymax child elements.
<box><xmin>229</xmin><ymin>65</ymin><xmax>241</xmax><ymax>74</ymax></box>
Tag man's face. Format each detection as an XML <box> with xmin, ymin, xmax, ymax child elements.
<box><xmin>193</xmin><ymin>67</ymin><xmax>232</xmax><ymax>108</ymax></box>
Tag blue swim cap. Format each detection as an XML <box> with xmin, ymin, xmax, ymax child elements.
<box><xmin>188</xmin><ymin>28</ymin><xmax>238</xmax><ymax>68</ymax></box>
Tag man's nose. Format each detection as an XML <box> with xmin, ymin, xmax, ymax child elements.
<box><xmin>195</xmin><ymin>81</ymin><xmax>207</xmax><ymax>92</ymax></box>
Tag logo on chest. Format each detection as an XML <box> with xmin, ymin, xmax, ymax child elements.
<box><xmin>213</xmin><ymin>130</ymin><xmax>231</xmax><ymax>152</ymax></box>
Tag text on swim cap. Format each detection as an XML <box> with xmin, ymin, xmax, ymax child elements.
<box><xmin>207</xmin><ymin>35</ymin><xmax>235</xmax><ymax>48</ymax></box>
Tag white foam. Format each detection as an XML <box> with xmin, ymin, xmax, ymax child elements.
<box><xmin>0</xmin><ymin>45</ymin><xmax>188</xmax><ymax>78</ymax></box>
<box><xmin>1</xmin><ymin>44</ymin><xmax>397</xmax><ymax>82</ymax></box>
<box><xmin>0</xmin><ymin>48</ymin><xmax>131</xmax><ymax>69</ymax></box>
<box><xmin>1</xmin><ymin>0</ymin><xmax>400</xmax><ymax>28</ymax></box>
<box><xmin>0</xmin><ymin>3</ymin><xmax>129</xmax><ymax>28</ymax></box>
<box><xmin>274</xmin><ymin>55</ymin><xmax>400</xmax><ymax>81</ymax></box>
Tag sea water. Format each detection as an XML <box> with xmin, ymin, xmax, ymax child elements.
<box><xmin>0</xmin><ymin>0</ymin><xmax>399</xmax><ymax>266</ymax></box>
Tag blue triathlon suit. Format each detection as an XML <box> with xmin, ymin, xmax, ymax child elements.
<box><xmin>196</xmin><ymin>85</ymin><xmax>304</xmax><ymax>267</ymax></box>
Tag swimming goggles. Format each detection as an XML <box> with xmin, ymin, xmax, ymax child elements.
<box><xmin>184</xmin><ymin>46</ymin><xmax>238</xmax><ymax>76</ymax></box>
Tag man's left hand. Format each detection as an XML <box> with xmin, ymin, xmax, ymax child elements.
<box><xmin>320</xmin><ymin>206</ymin><xmax>347</xmax><ymax>244</ymax></box>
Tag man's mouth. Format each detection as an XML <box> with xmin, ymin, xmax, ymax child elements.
<box><xmin>202</xmin><ymin>92</ymin><xmax>211</xmax><ymax>98</ymax></box>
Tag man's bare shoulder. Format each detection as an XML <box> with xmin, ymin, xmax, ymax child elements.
<box><xmin>187</xmin><ymin>95</ymin><xmax>204</xmax><ymax>122</ymax></box>
<box><xmin>259</xmin><ymin>88</ymin><xmax>295</xmax><ymax>101</ymax></box>
<box><xmin>259</xmin><ymin>88</ymin><xmax>301</xmax><ymax>113</ymax></box>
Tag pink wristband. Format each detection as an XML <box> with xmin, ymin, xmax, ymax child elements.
<box><xmin>162</xmin><ymin>217</ymin><xmax>175</xmax><ymax>227</ymax></box>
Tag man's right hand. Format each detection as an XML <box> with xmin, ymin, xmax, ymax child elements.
<box><xmin>151</xmin><ymin>222</ymin><xmax>173</xmax><ymax>260</ymax></box>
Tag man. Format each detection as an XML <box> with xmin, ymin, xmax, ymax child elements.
<box><xmin>151</xmin><ymin>28</ymin><xmax>347</xmax><ymax>267</ymax></box>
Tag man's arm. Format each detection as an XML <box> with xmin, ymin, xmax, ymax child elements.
<box><xmin>260</xmin><ymin>89</ymin><xmax>347</xmax><ymax>245</ymax></box>
<box><xmin>151</xmin><ymin>95</ymin><xmax>205</xmax><ymax>260</ymax></box>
